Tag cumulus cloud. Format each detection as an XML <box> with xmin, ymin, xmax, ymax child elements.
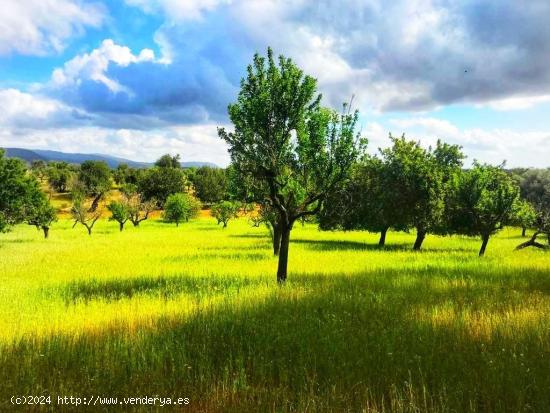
<box><xmin>387</xmin><ymin>117</ymin><xmax>550</xmax><ymax>168</ymax></box>
<box><xmin>0</xmin><ymin>0</ymin><xmax>104</xmax><ymax>55</ymax></box>
<box><xmin>0</xmin><ymin>88</ymin><xmax>88</xmax><ymax>129</ymax></box>
<box><xmin>0</xmin><ymin>124</ymin><xmax>230</xmax><ymax>166</ymax></box>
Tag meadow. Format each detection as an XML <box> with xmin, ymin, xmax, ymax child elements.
<box><xmin>1</xmin><ymin>216</ymin><xmax>550</xmax><ymax>412</ymax></box>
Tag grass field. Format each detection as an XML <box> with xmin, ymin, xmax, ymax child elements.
<box><xmin>1</xmin><ymin>216</ymin><xmax>550</xmax><ymax>412</ymax></box>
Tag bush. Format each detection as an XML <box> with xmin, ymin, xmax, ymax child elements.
<box><xmin>163</xmin><ymin>193</ymin><xmax>201</xmax><ymax>226</ymax></box>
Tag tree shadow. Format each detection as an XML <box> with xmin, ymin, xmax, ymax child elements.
<box><xmin>5</xmin><ymin>269</ymin><xmax>550</xmax><ymax>411</ymax></box>
<box><xmin>57</xmin><ymin>274</ymin><xmax>264</xmax><ymax>304</ymax></box>
<box><xmin>291</xmin><ymin>238</ymin><xmax>410</xmax><ymax>252</ymax></box>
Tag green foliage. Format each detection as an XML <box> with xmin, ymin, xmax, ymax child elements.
<box><xmin>449</xmin><ymin>162</ymin><xmax>520</xmax><ymax>255</ymax></box>
<box><xmin>219</xmin><ymin>47</ymin><xmax>364</xmax><ymax>281</ymax></box>
<box><xmin>211</xmin><ymin>201</ymin><xmax>240</xmax><ymax>228</ymax></box>
<box><xmin>78</xmin><ymin>160</ymin><xmax>111</xmax><ymax>196</ymax></box>
<box><xmin>46</xmin><ymin>161</ymin><xmax>74</xmax><ymax>193</ymax></box>
<box><xmin>511</xmin><ymin>199</ymin><xmax>538</xmax><ymax>234</ymax></box>
<box><xmin>107</xmin><ymin>201</ymin><xmax>130</xmax><ymax>231</ymax></box>
<box><xmin>380</xmin><ymin>136</ymin><xmax>465</xmax><ymax>248</ymax></box>
<box><xmin>191</xmin><ymin>166</ymin><xmax>228</xmax><ymax>203</ymax></box>
<box><xmin>2</xmin><ymin>220</ymin><xmax>550</xmax><ymax>411</ymax></box>
<box><xmin>163</xmin><ymin>193</ymin><xmax>201</xmax><ymax>226</ymax></box>
<box><xmin>138</xmin><ymin>167</ymin><xmax>187</xmax><ymax>205</ymax></box>
<box><xmin>155</xmin><ymin>154</ymin><xmax>181</xmax><ymax>169</ymax></box>
<box><xmin>0</xmin><ymin>149</ymin><xmax>45</xmax><ymax>233</ymax></box>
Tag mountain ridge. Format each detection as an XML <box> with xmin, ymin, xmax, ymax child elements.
<box><xmin>2</xmin><ymin>147</ymin><xmax>218</xmax><ymax>169</ymax></box>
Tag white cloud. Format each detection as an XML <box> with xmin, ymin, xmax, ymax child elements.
<box><xmin>386</xmin><ymin>117</ymin><xmax>550</xmax><ymax>167</ymax></box>
<box><xmin>125</xmin><ymin>0</ymin><xmax>231</xmax><ymax>21</ymax></box>
<box><xmin>0</xmin><ymin>88</ymin><xmax>81</xmax><ymax>129</ymax></box>
<box><xmin>0</xmin><ymin>0</ymin><xmax>104</xmax><ymax>55</ymax></box>
<box><xmin>51</xmin><ymin>39</ymin><xmax>156</xmax><ymax>93</ymax></box>
<box><xmin>479</xmin><ymin>95</ymin><xmax>550</xmax><ymax>111</ymax></box>
<box><xmin>0</xmin><ymin>112</ymin><xmax>230</xmax><ymax>166</ymax></box>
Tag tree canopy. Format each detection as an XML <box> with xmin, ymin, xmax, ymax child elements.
<box><xmin>219</xmin><ymin>48</ymin><xmax>364</xmax><ymax>282</ymax></box>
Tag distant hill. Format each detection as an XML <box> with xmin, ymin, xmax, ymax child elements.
<box><xmin>2</xmin><ymin>147</ymin><xmax>218</xmax><ymax>169</ymax></box>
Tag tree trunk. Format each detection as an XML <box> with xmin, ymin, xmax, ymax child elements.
<box><xmin>72</xmin><ymin>220</ymin><xmax>78</xmax><ymax>229</ymax></box>
<box><xmin>413</xmin><ymin>230</ymin><xmax>426</xmax><ymax>251</ymax></box>
<box><xmin>479</xmin><ymin>234</ymin><xmax>490</xmax><ymax>256</ymax></box>
<box><xmin>42</xmin><ymin>226</ymin><xmax>49</xmax><ymax>239</ymax></box>
<box><xmin>277</xmin><ymin>226</ymin><xmax>291</xmax><ymax>284</ymax></box>
<box><xmin>176</xmin><ymin>221</ymin><xmax>179</xmax><ymax>227</ymax></box>
<box><xmin>133</xmin><ymin>220</ymin><xmax>140</xmax><ymax>227</ymax></box>
<box><xmin>87</xmin><ymin>226</ymin><xmax>92</xmax><ymax>236</ymax></box>
<box><xmin>515</xmin><ymin>231</ymin><xmax>549</xmax><ymax>250</ymax></box>
<box><xmin>379</xmin><ymin>227</ymin><xmax>389</xmax><ymax>247</ymax></box>
<box><xmin>89</xmin><ymin>193</ymin><xmax>102</xmax><ymax>212</ymax></box>
<box><xmin>223</xmin><ymin>221</ymin><xmax>228</xmax><ymax>228</ymax></box>
<box><xmin>119</xmin><ymin>222</ymin><xmax>124</xmax><ymax>231</ymax></box>
<box><xmin>521</xmin><ymin>227</ymin><xmax>527</xmax><ymax>237</ymax></box>
<box><xmin>272</xmin><ymin>223</ymin><xmax>282</xmax><ymax>256</ymax></box>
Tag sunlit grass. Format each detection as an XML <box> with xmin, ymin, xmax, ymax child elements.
<box><xmin>1</xmin><ymin>217</ymin><xmax>549</xmax><ymax>411</ymax></box>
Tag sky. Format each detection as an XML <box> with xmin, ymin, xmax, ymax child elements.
<box><xmin>0</xmin><ymin>0</ymin><xmax>549</xmax><ymax>167</ymax></box>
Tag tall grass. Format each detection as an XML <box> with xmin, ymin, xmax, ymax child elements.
<box><xmin>0</xmin><ymin>218</ymin><xmax>549</xmax><ymax>411</ymax></box>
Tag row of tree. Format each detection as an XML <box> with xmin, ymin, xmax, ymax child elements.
<box><xmin>218</xmin><ymin>48</ymin><xmax>550</xmax><ymax>282</ymax></box>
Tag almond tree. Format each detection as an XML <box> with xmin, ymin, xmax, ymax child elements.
<box><xmin>219</xmin><ymin>48</ymin><xmax>364</xmax><ymax>282</ymax></box>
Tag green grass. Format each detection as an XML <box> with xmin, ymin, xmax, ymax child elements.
<box><xmin>1</xmin><ymin>217</ymin><xmax>549</xmax><ymax>412</ymax></box>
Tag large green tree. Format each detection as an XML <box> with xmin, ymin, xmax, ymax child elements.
<box><xmin>138</xmin><ymin>167</ymin><xmax>187</xmax><ymax>206</ymax></box>
<box><xmin>219</xmin><ymin>48</ymin><xmax>364</xmax><ymax>282</ymax></box>
<box><xmin>191</xmin><ymin>166</ymin><xmax>228</xmax><ymax>203</ymax></box>
<box><xmin>0</xmin><ymin>149</ymin><xmax>47</xmax><ymax>233</ymax></box>
<box><xmin>449</xmin><ymin>163</ymin><xmax>519</xmax><ymax>256</ymax></box>
<box><xmin>379</xmin><ymin>135</ymin><xmax>464</xmax><ymax>250</ymax></box>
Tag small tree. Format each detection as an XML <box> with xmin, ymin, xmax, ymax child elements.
<box><xmin>449</xmin><ymin>163</ymin><xmax>519</xmax><ymax>256</ymax></box>
<box><xmin>46</xmin><ymin>161</ymin><xmax>74</xmax><ymax>193</ymax></box>
<box><xmin>211</xmin><ymin>201</ymin><xmax>240</xmax><ymax>228</ymax></box>
<box><xmin>71</xmin><ymin>195</ymin><xmax>101</xmax><ymax>235</ymax></box>
<box><xmin>78</xmin><ymin>160</ymin><xmax>111</xmax><ymax>212</ymax></box>
<box><xmin>512</xmin><ymin>200</ymin><xmax>538</xmax><ymax>237</ymax></box>
<box><xmin>26</xmin><ymin>196</ymin><xmax>57</xmax><ymax>238</ymax></box>
<box><xmin>155</xmin><ymin>154</ymin><xmax>181</xmax><ymax>169</ymax></box>
<box><xmin>164</xmin><ymin>193</ymin><xmax>201</xmax><ymax>226</ymax></box>
<box><xmin>0</xmin><ymin>150</ymin><xmax>46</xmax><ymax>233</ymax></box>
<box><xmin>108</xmin><ymin>201</ymin><xmax>130</xmax><ymax>231</ymax></box>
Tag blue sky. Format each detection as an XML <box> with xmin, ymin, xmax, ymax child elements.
<box><xmin>0</xmin><ymin>0</ymin><xmax>549</xmax><ymax>167</ymax></box>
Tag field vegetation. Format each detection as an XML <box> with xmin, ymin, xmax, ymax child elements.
<box><xmin>1</xmin><ymin>217</ymin><xmax>550</xmax><ymax>412</ymax></box>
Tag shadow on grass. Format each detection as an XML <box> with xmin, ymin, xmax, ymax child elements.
<box><xmin>58</xmin><ymin>275</ymin><xmax>264</xmax><ymax>304</ymax></box>
<box><xmin>5</xmin><ymin>268</ymin><xmax>550</xmax><ymax>412</ymax></box>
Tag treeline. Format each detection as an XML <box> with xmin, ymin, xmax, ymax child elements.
<box><xmin>2</xmin><ymin>48</ymin><xmax>550</xmax><ymax>283</ymax></box>
<box><xmin>318</xmin><ymin>135</ymin><xmax>550</xmax><ymax>256</ymax></box>
<box><xmin>0</xmin><ymin>149</ymin><xmax>235</xmax><ymax>236</ymax></box>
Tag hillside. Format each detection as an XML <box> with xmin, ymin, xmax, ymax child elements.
<box><xmin>2</xmin><ymin>147</ymin><xmax>218</xmax><ymax>169</ymax></box>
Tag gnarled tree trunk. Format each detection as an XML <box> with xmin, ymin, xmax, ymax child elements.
<box><xmin>42</xmin><ymin>226</ymin><xmax>49</xmax><ymax>239</ymax></box>
<box><xmin>516</xmin><ymin>231</ymin><xmax>549</xmax><ymax>250</ymax></box>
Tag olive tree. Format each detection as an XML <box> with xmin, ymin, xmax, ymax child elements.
<box><xmin>219</xmin><ymin>48</ymin><xmax>364</xmax><ymax>282</ymax></box>
<box><xmin>71</xmin><ymin>194</ymin><xmax>101</xmax><ymax>236</ymax></box>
